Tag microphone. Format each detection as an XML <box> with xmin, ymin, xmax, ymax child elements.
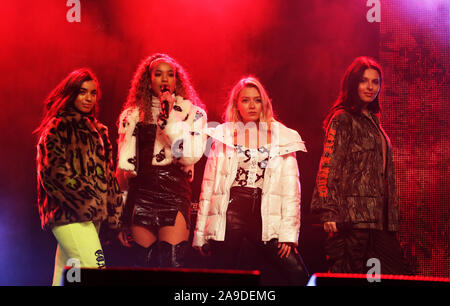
<box><xmin>160</xmin><ymin>84</ymin><xmax>170</xmax><ymax>105</ymax></box>
<box><xmin>159</xmin><ymin>85</ymin><xmax>170</xmax><ymax>119</ymax></box>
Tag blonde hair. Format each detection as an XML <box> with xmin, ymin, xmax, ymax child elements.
<box><xmin>122</xmin><ymin>53</ymin><xmax>204</xmax><ymax>122</ymax></box>
<box><xmin>223</xmin><ymin>76</ymin><xmax>274</xmax><ymax>123</ymax></box>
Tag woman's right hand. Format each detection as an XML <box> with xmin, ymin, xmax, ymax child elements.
<box><xmin>159</xmin><ymin>90</ymin><xmax>176</xmax><ymax>113</ymax></box>
<box><xmin>117</xmin><ymin>230</ymin><xmax>133</xmax><ymax>247</ymax></box>
<box><xmin>323</xmin><ymin>221</ymin><xmax>338</xmax><ymax>234</ymax></box>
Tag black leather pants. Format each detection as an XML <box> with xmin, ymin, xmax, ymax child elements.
<box><xmin>210</xmin><ymin>186</ymin><xmax>310</xmax><ymax>286</ymax></box>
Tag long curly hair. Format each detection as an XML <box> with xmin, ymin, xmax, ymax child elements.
<box><xmin>323</xmin><ymin>56</ymin><xmax>382</xmax><ymax>130</ymax></box>
<box><xmin>122</xmin><ymin>53</ymin><xmax>204</xmax><ymax>122</ymax></box>
<box><xmin>34</xmin><ymin>68</ymin><xmax>100</xmax><ymax>138</ymax></box>
<box><xmin>223</xmin><ymin>76</ymin><xmax>275</xmax><ymax>123</ymax></box>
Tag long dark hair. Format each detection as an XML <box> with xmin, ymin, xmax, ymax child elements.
<box><xmin>323</xmin><ymin>56</ymin><xmax>382</xmax><ymax>130</ymax></box>
<box><xmin>34</xmin><ymin>68</ymin><xmax>101</xmax><ymax>137</ymax></box>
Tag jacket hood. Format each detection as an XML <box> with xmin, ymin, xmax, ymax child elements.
<box><xmin>207</xmin><ymin>121</ymin><xmax>307</xmax><ymax>156</ymax></box>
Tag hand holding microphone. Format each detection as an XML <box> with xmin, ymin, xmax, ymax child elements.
<box><xmin>159</xmin><ymin>85</ymin><xmax>175</xmax><ymax>116</ymax></box>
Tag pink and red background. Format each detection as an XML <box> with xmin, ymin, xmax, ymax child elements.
<box><xmin>0</xmin><ymin>0</ymin><xmax>448</xmax><ymax>284</ymax></box>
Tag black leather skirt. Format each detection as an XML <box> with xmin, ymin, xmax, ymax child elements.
<box><xmin>125</xmin><ymin>164</ymin><xmax>192</xmax><ymax>231</ymax></box>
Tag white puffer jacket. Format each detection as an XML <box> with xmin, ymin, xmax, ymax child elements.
<box><xmin>193</xmin><ymin>121</ymin><xmax>307</xmax><ymax>247</ymax></box>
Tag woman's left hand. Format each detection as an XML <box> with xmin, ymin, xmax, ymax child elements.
<box><xmin>277</xmin><ymin>242</ymin><xmax>298</xmax><ymax>258</ymax></box>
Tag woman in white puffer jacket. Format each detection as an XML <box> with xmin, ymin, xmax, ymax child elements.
<box><xmin>193</xmin><ymin>76</ymin><xmax>309</xmax><ymax>285</ymax></box>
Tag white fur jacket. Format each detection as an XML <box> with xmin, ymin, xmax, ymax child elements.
<box><xmin>117</xmin><ymin>96</ymin><xmax>207</xmax><ymax>183</ymax></box>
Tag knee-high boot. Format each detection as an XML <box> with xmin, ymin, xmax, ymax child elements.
<box><xmin>130</xmin><ymin>242</ymin><xmax>158</xmax><ymax>268</ymax></box>
<box><xmin>157</xmin><ymin>241</ymin><xmax>190</xmax><ymax>268</ymax></box>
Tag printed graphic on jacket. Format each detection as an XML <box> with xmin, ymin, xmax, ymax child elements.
<box><xmin>233</xmin><ymin>144</ymin><xmax>270</xmax><ymax>189</ymax></box>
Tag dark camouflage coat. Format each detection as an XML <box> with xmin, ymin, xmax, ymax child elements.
<box><xmin>311</xmin><ymin>110</ymin><xmax>399</xmax><ymax>231</ymax></box>
<box><xmin>37</xmin><ymin>109</ymin><xmax>123</xmax><ymax>230</ymax></box>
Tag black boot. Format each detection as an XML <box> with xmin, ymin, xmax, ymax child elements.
<box><xmin>157</xmin><ymin>241</ymin><xmax>190</xmax><ymax>268</ymax></box>
<box><xmin>131</xmin><ymin>242</ymin><xmax>158</xmax><ymax>268</ymax></box>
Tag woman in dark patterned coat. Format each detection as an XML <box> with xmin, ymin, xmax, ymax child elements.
<box><xmin>116</xmin><ymin>54</ymin><xmax>208</xmax><ymax>268</ymax></box>
<box><xmin>35</xmin><ymin>68</ymin><xmax>123</xmax><ymax>285</ymax></box>
<box><xmin>311</xmin><ymin>57</ymin><xmax>412</xmax><ymax>275</ymax></box>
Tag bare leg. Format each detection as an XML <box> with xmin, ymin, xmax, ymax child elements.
<box><xmin>130</xmin><ymin>225</ymin><xmax>157</xmax><ymax>248</ymax></box>
<box><xmin>158</xmin><ymin>211</ymin><xmax>189</xmax><ymax>244</ymax></box>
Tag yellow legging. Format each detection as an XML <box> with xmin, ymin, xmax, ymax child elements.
<box><xmin>51</xmin><ymin>221</ymin><xmax>105</xmax><ymax>286</ymax></box>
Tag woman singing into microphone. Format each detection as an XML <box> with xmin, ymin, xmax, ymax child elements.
<box><xmin>116</xmin><ymin>54</ymin><xmax>207</xmax><ymax>268</ymax></box>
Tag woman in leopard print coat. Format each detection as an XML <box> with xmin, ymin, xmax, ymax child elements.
<box><xmin>35</xmin><ymin>68</ymin><xmax>123</xmax><ymax>285</ymax></box>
